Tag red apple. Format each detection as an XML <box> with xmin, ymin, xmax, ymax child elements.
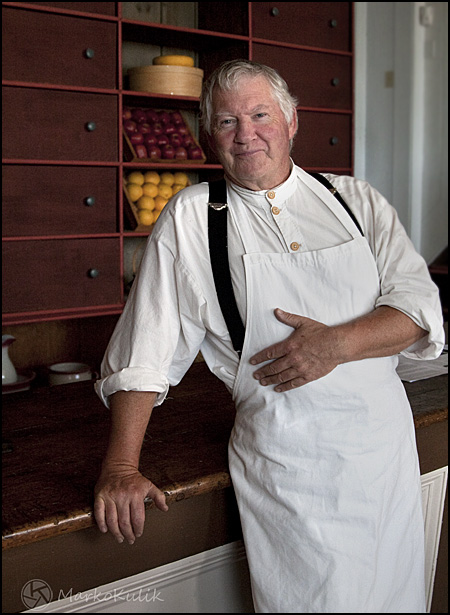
<box><xmin>164</xmin><ymin>123</ymin><xmax>176</xmax><ymax>135</ymax></box>
<box><xmin>134</xmin><ymin>144</ymin><xmax>148</xmax><ymax>158</ymax></box>
<box><xmin>146</xmin><ymin>109</ymin><xmax>159</xmax><ymax>123</ymax></box>
<box><xmin>183</xmin><ymin>134</ymin><xmax>195</xmax><ymax>147</ymax></box>
<box><xmin>157</xmin><ymin>134</ymin><xmax>170</xmax><ymax>147</ymax></box>
<box><xmin>123</xmin><ymin>119</ymin><xmax>137</xmax><ymax>134</ymax></box>
<box><xmin>147</xmin><ymin>145</ymin><xmax>161</xmax><ymax>160</ymax></box>
<box><xmin>131</xmin><ymin>108</ymin><xmax>147</xmax><ymax>123</ymax></box>
<box><xmin>130</xmin><ymin>132</ymin><xmax>144</xmax><ymax>145</ymax></box>
<box><xmin>170</xmin><ymin>133</ymin><xmax>182</xmax><ymax>147</ymax></box>
<box><xmin>152</xmin><ymin>122</ymin><xmax>164</xmax><ymax>136</ymax></box>
<box><xmin>122</xmin><ymin>108</ymin><xmax>132</xmax><ymax>120</ymax></box>
<box><xmin>171</xmin><ymin>111</ymin><xmax>184</xmax><ymax>125</ymax></box>
<box><xmin>161</xmin><ymin>144</ymin><xmax>175</xmax><ymax>159</ymax></box>
<box><xmin>177</xmin><ymin>124</ymin><xmax>189</xmax><ymax>135</ymax></box>
<box><xmin>188</xmin><ymin>145</ymin><xmax>203</xmax><ymax>160</ymax></box>
<box><xmin>137</xmin><ymin>122</ymin><xmax>153</xmax><ymax>134</ymax></box>
<box><xmin>158</xmin><ymin>111</ymin><xmax>171</xmax><ymax>125</ymax></box>
<box><xmin>144</xmin><ymin>134</ymin><xmax>158</xmax><ymax>147</ymax></box>
<box><xmin>174</xmin><ymin>146</ymin><xmax>188</xmax><ymax>160</ymax></box>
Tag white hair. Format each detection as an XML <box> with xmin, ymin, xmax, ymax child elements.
<box><xmin>200</xmin><ymin>59</ymin><xmax>299</xmax><ymax>141</ymax></box>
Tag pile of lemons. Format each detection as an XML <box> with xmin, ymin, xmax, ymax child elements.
<box><xmin>125</xmin><ymin>170</ymin><xmax>189</xmax><ymax>226</ymax></box>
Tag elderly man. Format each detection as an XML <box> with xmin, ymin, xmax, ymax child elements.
<box><xmin>94</xmin><ymin>60</ymin><xmax>444</xmax><ymax>613</ymax></box>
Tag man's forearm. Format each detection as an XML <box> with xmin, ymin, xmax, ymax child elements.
<box><xmin>102</xmin><ymin>390</ymin><xmax>158</xmax><ymax>468</ymax></box>
<box><xmin>335</xmin><ymin>305</ymin><xmax>428</xmax><ymax>364</ymax></box>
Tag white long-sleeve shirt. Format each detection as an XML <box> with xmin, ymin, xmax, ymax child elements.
<box><xmin>95</xmin><ymin>165</ymin><xmax>444</xmax><ymax>407</ymax></box>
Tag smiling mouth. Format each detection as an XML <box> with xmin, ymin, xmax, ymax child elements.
<box><xmin>235</xmin><ymin>150</ymin><xmax>263</xmax><ymax>158</ymax></box>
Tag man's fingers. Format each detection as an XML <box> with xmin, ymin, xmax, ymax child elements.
<box><xmin>250</xmin><ymin>343</ymin><xmax>284</xmax><ymax>366</ymax></box>
<box><xmin>254</xmin><ymin>365</ymin><xmax>298</xmax><ymax>386</ymax></box>
<box><xmin>93</xmin><ymin>496</ymin><xmax>108</xmax><ymax>533</ymax></box>
<box><xmin>104</xmin><ymin>498</ymin><xmax>126</xmax><ymax>544</ymax></box>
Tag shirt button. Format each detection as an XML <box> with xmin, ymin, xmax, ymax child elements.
<box><xmin>267</xmin><ymin>191</ymin><xmax>276</xmax><ymax>199</ymax></box>
<box><xmin>271</xmin><ymin>206</ymin><xmax>281</xmax><ymax>215</ymax></box>
<box><xmin>290</xmin><ymin>242</ymin><xmax>300</xmax><ymax>251</ymax></box>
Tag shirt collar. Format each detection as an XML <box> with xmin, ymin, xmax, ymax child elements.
<box><xmin>227</xmin><ymin>160</ymin><xmax>298</xmax><ymax>208</ymax></box>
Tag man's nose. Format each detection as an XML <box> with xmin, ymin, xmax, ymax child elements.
<box><xmin>234</xmin><ymin>118</ymin><xmax>255</xmax><ymax>143</ymax></box>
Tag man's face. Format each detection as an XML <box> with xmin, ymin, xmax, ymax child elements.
<box><xmin>210</xmin><ymin>75</ymin><xmax>297</xmax><ymax>191</ymax></box>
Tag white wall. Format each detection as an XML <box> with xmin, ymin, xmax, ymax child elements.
<box><xmin>354</xmin><ymin>2</ymin><xmax>448</xmax><ymax>263</ymax></box>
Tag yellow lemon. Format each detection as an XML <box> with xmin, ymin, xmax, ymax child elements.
<box><xmin>154</xmin><ymin>195</ymin><xmax>168</xmax><ymax>211</ymax></box>
<box><xmin>173</xmin><ymin>171</ymin><xmax>189</xmax><ymax>187</ymax></box>
<box><xmin>127</xmin><ymin>171</ymin><xmax>145</xmax><ymax>186</ymax></box>
<box><xmin>144</xmin><ymin>171</ymin><xmax>161</xmax><ymax>185</ymax></box>
<box><xmin>172</xmin><ymin>183</ymin><xmax>185</xmax><ymax>196</ymax></box>
<box><xmin>160</xmin><ymin>172</ymin><xmax>175</xmax><ymax>186</ymax></box>
<box><xmin>138</xmin><ymin>209</ymin><xmax>155</xmax><ymax>226</ymax></box>
<box><xmin>127</xmin><ymin>182</ymin><xmax>144</xmax><ymax>201</ymax></box>
<box><xmin>158</xmin><ymin>183</ymin><xmax>173</xmax><ymax>199</ymax></box>
<box><xmin>136</xmin><ymin>195</ymin><xmax>155</xmax><ymax>211</ymax></box>
<box><xmin>142</xmin><ymin>182</ymin><xmax>159</xmax><ymax>198</ymax></box>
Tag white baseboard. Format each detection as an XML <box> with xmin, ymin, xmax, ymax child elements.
<box><xmin>421</xmin><ymin>466</ymin><xmax>448</xmax><ymax>612</ymax></box>
<box><xmin>22</xmin><ymin>541</ymin><xmax>254</xmax><ymax>613</ymax></box>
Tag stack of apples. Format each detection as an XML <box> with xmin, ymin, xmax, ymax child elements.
<box><xmin>125</xmin><ymin>170</ymin><xmax>189</xmax><ymax>227</ymax></box>
<box><xmin>123</xmin><ymin>107</ymin><xmax>204</xmax><ymax>161</ymax></box>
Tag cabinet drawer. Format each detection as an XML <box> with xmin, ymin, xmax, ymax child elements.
<box><xmin>2</xmin><ymin>7</ymin><xmax>117</xmax><ymax>89</ymax></box>
<box><xmin>2</xmin><ymin>239</ymin><xmax>121</xmax><ymax>313</ymax></box>
<box><xmin>3</xmin><ymin>166</ymin><xmax>118</xmax><ymax>237</ymax></box>
<box><xmin>17</xmin><ymin>2</ymin><xmax>116</xmax><ymax>16</ymax></box>
<box><xmin>291</xmin><ymin>111</ymin><xmax>351</xmax><ymax>169</ymax></box>
<box><xmin>252</xmin><ymin>44</ymin><xmax>352</xmax><ymax>110</ymax></box>
<box><xmin>2</xmin><ymin>87</ymin><xmax>118</xmax><ymax>161</ymax></box>
<box><xmin>252</xmin><ymin>2</ymin><xmax>351</xmax><ymax>52</ymax></box>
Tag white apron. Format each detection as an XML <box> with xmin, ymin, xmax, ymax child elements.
<box><xmin>227</xmin><ymin>192</ymin><xmax>426</xmax><ymax>613</ymax></box>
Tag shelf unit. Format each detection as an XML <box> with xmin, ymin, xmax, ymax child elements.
<box><xmin>2</xmin><ymin>1</ymin><xmax>353</xmax><ymax>364</ymax></box>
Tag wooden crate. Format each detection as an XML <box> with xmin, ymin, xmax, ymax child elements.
<box><xmin>123</xmin><ymin>173</ymin><xmax>191</xmax><ymax>232</ymax></box>
<box><xmin>123</xmin><ymin>107</ymin><xmax>206</xmax><ymax>164</ymax></box>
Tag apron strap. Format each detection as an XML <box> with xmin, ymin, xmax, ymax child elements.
<box><xmin>207</xmin><ymin>174</ymin><xmax>363</xmax><ymax>357</ymax></box>
<box><xmin>308</xmin><ymin>172</ymin><xmax>364</xmax><ymax>237</ymax></box>
<box><xmin>208</xmin><ymin>179</ymin><xmax>244</xmax><ymax>357</ymax></box>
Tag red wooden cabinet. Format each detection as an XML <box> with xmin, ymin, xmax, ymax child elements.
<box><xmin>2</xmin><ymin>2</ymin><xmax>353</xmax><ymax>326</ymax></box>
<box><xmin>2</xmin><ymin>87</ymin><xmax>118</xmax><ymax>162</ymax></box>
<box><xmin>293</xmin><ymin>111</ymin><xmax>352</xmax><ymax>169</ymax></box>
<box><xmin>2</xmin><ymin>7</ymin><xmax>117</xmax><ymax>89</ymax></box>
<box><xmin>3</xmin><ymin>166</ymin><xmax>118</xmax><ymax>237</ymax></box>
<box><xmin>252</xmin><ymin>44</ymin><xmax>352</xmax><ymax>110</ymax></box>
<box><xmin>251</xmin><ymin>2</ymin><xmax>352</xmax><ymax>51</ymax></box>
<box><xmin>2</xmin><ymin>239</ymin><xmax>121</xmax><ymax>314</ymax></box>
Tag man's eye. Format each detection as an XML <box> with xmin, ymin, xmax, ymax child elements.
<box><xmin>254</xmin><ymin>113</ymin><xmax>267</xmax><ymax>119</ymax></box>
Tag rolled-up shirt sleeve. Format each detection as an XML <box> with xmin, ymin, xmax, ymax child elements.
<box><xmin>330</xmin><ymin>176</ymin><xmax>445</xmax><ymax>359</ymax></box>
<box><xmin>95</xmin><ymin>207</ymin><xmax>208</xmax><ymax>408</ymax></box>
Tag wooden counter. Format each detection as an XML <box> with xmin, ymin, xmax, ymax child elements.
<box><xmin>2</xmin><ymin>362</ymin><xmax>448</xmax><ymax>612</ymax></box>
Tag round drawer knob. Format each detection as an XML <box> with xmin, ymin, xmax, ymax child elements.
<box><xmin>270</xmin><ymin>7</ymin><xmax>280</xmax><ymax>17</ymax></box>
<box><xmin>331</xmin><ymin>77</ymin><xmax>340</xmax><ymax>87</ymax></box>
<box><xmin>84</xmin><ymin>196</ymin><xmax>96</xmax><ymax>207</ymax></box>
<box><xmin>329</xmin><ymin>19</ymin><xmax>338</xmax><ymax>28</ymax></box>
<box><xmin>85</xmin><ymin>121</ymin><xmax>96</xmax><ymax>132</ymax></box>
<box><xmin>87</xmin><ymin>268</ymin><xmax>100</xmax><ymax>278</ymax></box>
<box><xmin>84</xmin><ymin>48</ymin><xmax>95</xmax><ymax>59</ymax></box>
<box><xmin>330</xmin><ymin>137</ymin><xmax>339</xmax><ymax>146</ymax></box>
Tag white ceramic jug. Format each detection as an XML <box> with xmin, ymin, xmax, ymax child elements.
<box><xmin>2</xmin><ymin>335</ymin><xmax>18</xmax><ymax>385</ymax></box>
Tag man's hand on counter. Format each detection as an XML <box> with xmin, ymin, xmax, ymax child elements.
<box><xmin>94</xmin><ymin>463</ymin><xmax>168</xmax><ymax>545</ymax></box>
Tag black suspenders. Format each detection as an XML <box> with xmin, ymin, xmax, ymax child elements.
<box><xmin>208</xmin><ymin>181</ymin><xmax>246</xmax><ymax>357</ymax></box>
<box><xmin>207</xmin><ymin>174</ymin><xmax>364</xmax><ymax>357</ymax></box>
